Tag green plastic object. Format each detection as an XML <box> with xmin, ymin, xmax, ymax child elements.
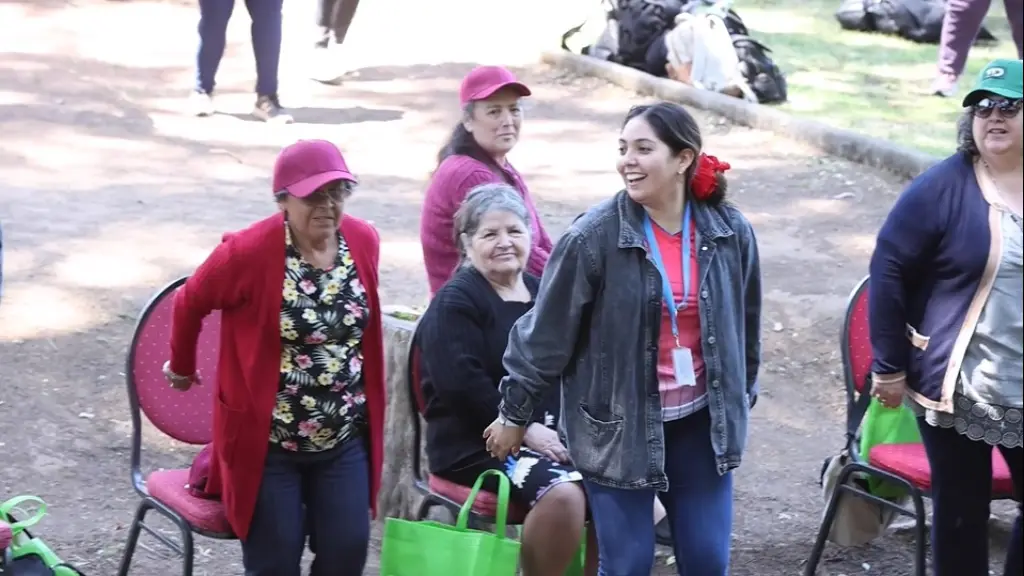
<box><xmin>1</xmin><ymin>495</ymin><xmax>79</xmax><ymax>573</ymax></box>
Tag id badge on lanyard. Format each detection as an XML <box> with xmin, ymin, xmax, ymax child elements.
<box><xmin>644</xmin><ymin>204</ymin><xmax>698</xmax><ymax>387</ymax></box>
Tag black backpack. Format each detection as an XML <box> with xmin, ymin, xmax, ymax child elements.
<box><xmin>836</xmin><ymin>0</ymin><xmax>997</xmax><ymax>44</ymax></box>
<box><xmin>732</xmin><ymin>34</ymin><xmax>788</xmax><ymax>104</ymax></box>
<box><xmin>615</xmin><ymin>0</ymin><xmax>686</xmax><ymax>69</ymax></box>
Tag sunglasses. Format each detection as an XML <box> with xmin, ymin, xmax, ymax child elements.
<box><xmin>972</xmin><ymin>97</ymin><xmax>1023</xmax><ymax>119</ymax></box>
<box><xmin>277</xmin><ymin>181</ymin><xmax>353</xmax><ymax>205</ymax></box>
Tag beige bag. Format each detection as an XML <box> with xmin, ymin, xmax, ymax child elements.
<box><xmin>820</xmin><ymin>450</ymin><xmax>904</xmax><ymax>546</ymax></box>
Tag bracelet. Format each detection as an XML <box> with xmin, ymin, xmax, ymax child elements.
<box><xmin>162</xmin><ymin>361</ymin><xmax>194</xmax><ymax>382</ymax></box>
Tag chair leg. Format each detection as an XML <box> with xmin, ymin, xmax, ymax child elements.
<box><xmin>804</xmin><ymin>477</ymin><xmax>850</xmax><ymax>576</ymax></box>
<box><xmin>415</xmin><ymin>495</ymin><xmax>433</xmax><ymax>521</ymax></box>
<box><xmin>910</xmin><ymin>489</ymin><xmax>928</xmax><ymax>576</ymax></box>
<box><xmin>116</xmin><ymin>500</ymin><xmax>152</xmax><ymax>576</ymax></box>
<box><xmin>164</xmin><ymin>512</ymin><xmax>196</xmax><ymax>576</ymax></box>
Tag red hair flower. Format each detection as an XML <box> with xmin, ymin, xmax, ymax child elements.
<box><xmin>691</xmin><ymin>153</ymin><xmax>731</xmax><ymax>200</ymax></box>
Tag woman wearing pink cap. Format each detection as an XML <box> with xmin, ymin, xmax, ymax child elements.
<box><xmin>164</xmin><ymin>139</ymin><xmax>385</xmax><ymax>575</ymax></box>
<box><xmin>420</xmin><ymin>65</ymin><xmax>554</xmax><ymax>295</ymax></box>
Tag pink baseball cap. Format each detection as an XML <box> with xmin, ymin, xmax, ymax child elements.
<box><xmin>272</xmin><ymin>139</ymin><xmax>356</xmax><ymax>198</ymax></box>
<box><xmin>459</xmin><ymin>65</ymin><xmax>532</xmax><ymax>107</ymax></box>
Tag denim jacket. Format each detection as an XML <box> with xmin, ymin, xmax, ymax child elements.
<box><xmin>498</xmin><ymin>190</ymin><xmax>762</xmax><ymax>490</ymax></box>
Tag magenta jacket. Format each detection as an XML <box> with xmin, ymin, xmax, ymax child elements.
<box><xmin>420</xmin><ymin>155</ymin><xmax>553</xmax><ymax>294</ymax></box>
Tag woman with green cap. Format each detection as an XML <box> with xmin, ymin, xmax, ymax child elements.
<box><xmin>869</xmin><ymin>58</ymin><xmax>1022</xmax><ymax>576</ymax></box>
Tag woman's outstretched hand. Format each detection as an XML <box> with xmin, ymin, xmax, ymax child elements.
<box><xmin>483</xmin><ymin>417</ymin><xmax>527</xmax><ymax>461</ymax></box>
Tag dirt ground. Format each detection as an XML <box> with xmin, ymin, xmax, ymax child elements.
<box><xmin>0</xmin><ymin>1</ymin><xmax>1016</xmax><ymax>575</ymax></box>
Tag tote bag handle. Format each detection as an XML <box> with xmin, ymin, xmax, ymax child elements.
<box><xmin>455</xmin><ymin>470</ymin><xmax>512</xmax><ymax>537</ymax></box>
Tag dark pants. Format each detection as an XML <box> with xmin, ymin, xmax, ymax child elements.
<box><xmin>315</xmin><ymin>0</ymin><xmax>361</xmax><ymax>48</ymax></box>
<box><xmin>938</xmin><ymin>0</ymin><xmax>1024</xmax><ymax>76</ymax></box>
<box><xmin>583</xmin><ymin>409</ymin><xmax>733</xmax><ymax>576</ymax></box>
<box><xmin>196</xmin><ymin>0</ymin><xmax>283</xmax><ymax>96</ymax></box>
<box><xmin>918</xmin><ymin>418</ymin><xmax>1023</xmax><ymax>576</ymax></box>
<box><xmin>241</xmin><ymin>440</ymin><xmax>371</xmax><ymax>576</ymax></box>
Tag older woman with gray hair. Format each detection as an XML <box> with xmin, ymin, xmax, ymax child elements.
<box><xmin>869</xmin><ymin>58</ymin><xmax>1022</xmax><ymax>576</ymax></box>
<box><xmin>414</xmin><ymin>183</ymin><xmax>596</xmax><ymax>576</ymax></box>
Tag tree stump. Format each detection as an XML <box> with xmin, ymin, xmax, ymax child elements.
<box><xmin>377</xmin><ymin>308</ymin><xmax>429</xmax><ymax>523</ymax></box>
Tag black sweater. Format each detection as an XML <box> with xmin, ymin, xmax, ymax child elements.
<box><xmin>415</xmin><ymin>267</ymin><xmax>557</xmax><ymax>473</ymax></box>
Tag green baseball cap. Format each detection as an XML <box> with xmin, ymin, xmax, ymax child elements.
<box><xmin>962</xmin><ymin>58</ymin><xmax>1023</xmax><ymax>107</ymax></box>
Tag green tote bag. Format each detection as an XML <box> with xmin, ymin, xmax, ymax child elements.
<box><xmin>380</xmin><ymin>469</ymin><xmax>521</xmax><ymax>576</ymax></box>
<box><xmin>858</xmin><ymin>398</ymin><xmax>922</xmax><ymax>499</ymax></box>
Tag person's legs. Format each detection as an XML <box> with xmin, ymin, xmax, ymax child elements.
<box><xmin>934</xmin><ymin>0</ymin><xmax>993</xmax><ymax>95</ymax></box>
<box><xmin>196</xmin><ymin>0</ymin><xmax>235</xmax><ymax>95</ymax></box>
<box><xmin>997</xmin><ymin>445</ymin><xmax>1023</xmax><ymax>576</ymax></box>
<box><xmin>311</xmin><ymin>0</ymin><xmax>361</xmax><ymax>83</ymax></box>
<box><xmin>583</xmin><ymin>479</ymin><xmax>656</xmax><ymax>576</ymax></box>
<box><xmin>521</xmin><ymin>483</ymin><xmax>588</xmax><ymax>576</ymax></box>
<box><xmin>917</xmin><ymin>418</ymin><xmax>993</xmax><ymax>576</ymax></box>
<box><xmin>1003</xmin><ymin>0</ymin><xmax>1024</xmax><ymax>59</ymax></box>
<box><xmin>306</xmin><ymin>440</ymin><xmax>372</xmax><ymax>576</ymax></box>
<box><xmin>243</xmin><ymin>0</ymin><xmax>283</xmax><ymax>98</ymax></box>
<box><xmin>315</xmin><ymin>0</ymin><xmax>337</xmax><ymax>49</ymax></box>
<box><xmin>240</xmin><ymin>452</ymin><xmax>305</xmax><ymax>576</ymax></box>
<box><xmin>509</xmin><ymin>449</ymin><xmax>588</xmax><ymax>576</ymax></box>
<box><xmin>660</xmin><ymin>410</ymin><xmax>732</xmax><ymax>576</ymax></box>
<box><xmin>327</xmin><ymin>0</ymin><xmax>361</xmax><ymax>45</ymax></box>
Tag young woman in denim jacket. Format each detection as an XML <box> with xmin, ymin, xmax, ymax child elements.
<box><xmin>485</xmin><ymin>101</ymin><xmax>762</xmax><ymax>576</ymax></box>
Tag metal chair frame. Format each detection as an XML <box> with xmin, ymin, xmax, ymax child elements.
<box><xmin>117</xmin><ymin>276</ymin><xmax>234</xmax><ymax>576</ymax></box>
<box><xmin>804</xmin><ymin>275</ymin><xmax>1016</xmax><ymax>576</ymax></box>
<box><xmin>406</xmin><ymin>338</ymin><xmax>517</xmax><ymax>530</ymax></box>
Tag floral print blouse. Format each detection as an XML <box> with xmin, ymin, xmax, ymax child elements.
<box><xmin>271</xmin><ymin>225</ymin><xmax>370</xmax><ymax>453</ymax></box>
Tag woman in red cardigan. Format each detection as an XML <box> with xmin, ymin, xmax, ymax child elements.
<box><xmin>163</xmin><ymin>139</ymin><xmax>385</xmax><ymax>575</ymax></box>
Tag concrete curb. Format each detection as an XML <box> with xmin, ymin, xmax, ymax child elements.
<box><xmin>542</xmin><ymin>50</ymin><xmax>941</xmax><ymax>180</ymax></box>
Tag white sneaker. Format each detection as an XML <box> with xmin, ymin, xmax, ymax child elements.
<box><xmin>189</xmin><ymin>91</ymin><xmax>215</xmax><ymax>117</ymax></box>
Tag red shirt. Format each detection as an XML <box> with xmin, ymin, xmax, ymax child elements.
<box><xmin>651</xmin><ymin>220</ymin><xmax>708</xmax><ymax>418</ymax></box>
<box><xmin>169</xmin><ymin>213</ymin><xmax>385</xmax><ymax>540</ymax></box>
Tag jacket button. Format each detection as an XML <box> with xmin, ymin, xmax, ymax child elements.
<box><xmin>701</xmin><ymin>290</ymin><xmax>709</xmax><ymax>299</ymax></box>
<box><xmin>712</xmin><ymin>379</ymin><xmax>720</xmax><ymax>388</ymax></box>
<box><xmin>707</xmin><ymin>336</ymin><xmax>716</xmax><ymax>345</ymax></box>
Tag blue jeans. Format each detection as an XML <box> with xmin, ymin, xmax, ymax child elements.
<box><xmin>241</xmin><ymin>440</ymin><xmax>371</xmax><ymax>576</ymax></box>
<box><xmin>918</xmin><ymin>418</ymin><xmax>1023</xmax><ymax>576</ymax></box>
<box><xmin>584</xmin><ymin>409</ymin><xmax>733</xmax><ymax>576</ymax></box>
<box><xmin>195</xmin><ymin>0</ymin><xmax>282</xmax><ymax>96</ymax></box>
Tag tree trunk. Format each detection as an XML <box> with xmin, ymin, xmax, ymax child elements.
<box><xmin>376</xmin><ymin>310</ymin><xmax>429</xmax><ymax>523</ymax></box>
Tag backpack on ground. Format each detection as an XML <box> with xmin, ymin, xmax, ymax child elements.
<box><xmin>731</xmin><ymin>34</ymin><xmax>788</xmax><ymax>104</ymax></box>
<box><xmin>835</xmin><ymin>0</ymin><xmax>997</xmax><ymax>44</ymax></box>
<box><xmin>681</xmin><ymin>2</ymin><xmax>788</xmax><ymax>104</ymax></box>
<box><xmin>664</xmin><ymin>12</ymin><xmax>758</xmax><ymax>101</ymax></box>
<box><xmin>615</xmin><ymin>0</ymin><xmax>686</xmax><ymax>69</ymax></box>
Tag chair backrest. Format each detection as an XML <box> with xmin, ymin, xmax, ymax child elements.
<box><xmin>406</xmin><ymin>338</ymin><xmax>427</xmax><ymax>482</ymax></box>
<box><xmin>126</xmin><ymin>276</ymin><xmax>221</xmax><ymax>447</ymax></box>
<box><xmin>841</xmin><ymin>275</ymin><xmax>871</xmax><ymax>438</ymax></box>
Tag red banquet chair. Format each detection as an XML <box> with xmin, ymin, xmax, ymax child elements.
<box><xmin>406</xmin><ymin>340</ymin><xmax>527</xmax><ymax>528</ymax></box>
<box><xmin>117</xmin><ymin>276</ymin><xmax>234</xmax><ymax>576</ymax></box>
<box><xmin>804</xmin><ymin>275</ymin><xmax>1015</xmax><ymax>576</ymax></box>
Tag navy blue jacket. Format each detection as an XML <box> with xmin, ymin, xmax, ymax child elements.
<box><xmin>869</xmin><ymin>152</ymin><xmax>1010</xmax><ymax>413</ymax></box>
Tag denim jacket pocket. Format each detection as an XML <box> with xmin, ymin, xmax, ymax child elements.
<box><xmin>569</xmin><ymin>404</ymin><xmax>627</xmax><ymax>476</ymax></box>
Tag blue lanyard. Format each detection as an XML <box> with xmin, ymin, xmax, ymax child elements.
<box><xmin>643</xmin><ymin>204</ymin><xmax>692</xmax><ymax>346</ymax></box>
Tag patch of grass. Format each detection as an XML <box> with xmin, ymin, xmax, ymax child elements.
<box><xmin>736</xmin><ymin>0</ymin><xmax>1015</xmax><ymax>156</ymax></box>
